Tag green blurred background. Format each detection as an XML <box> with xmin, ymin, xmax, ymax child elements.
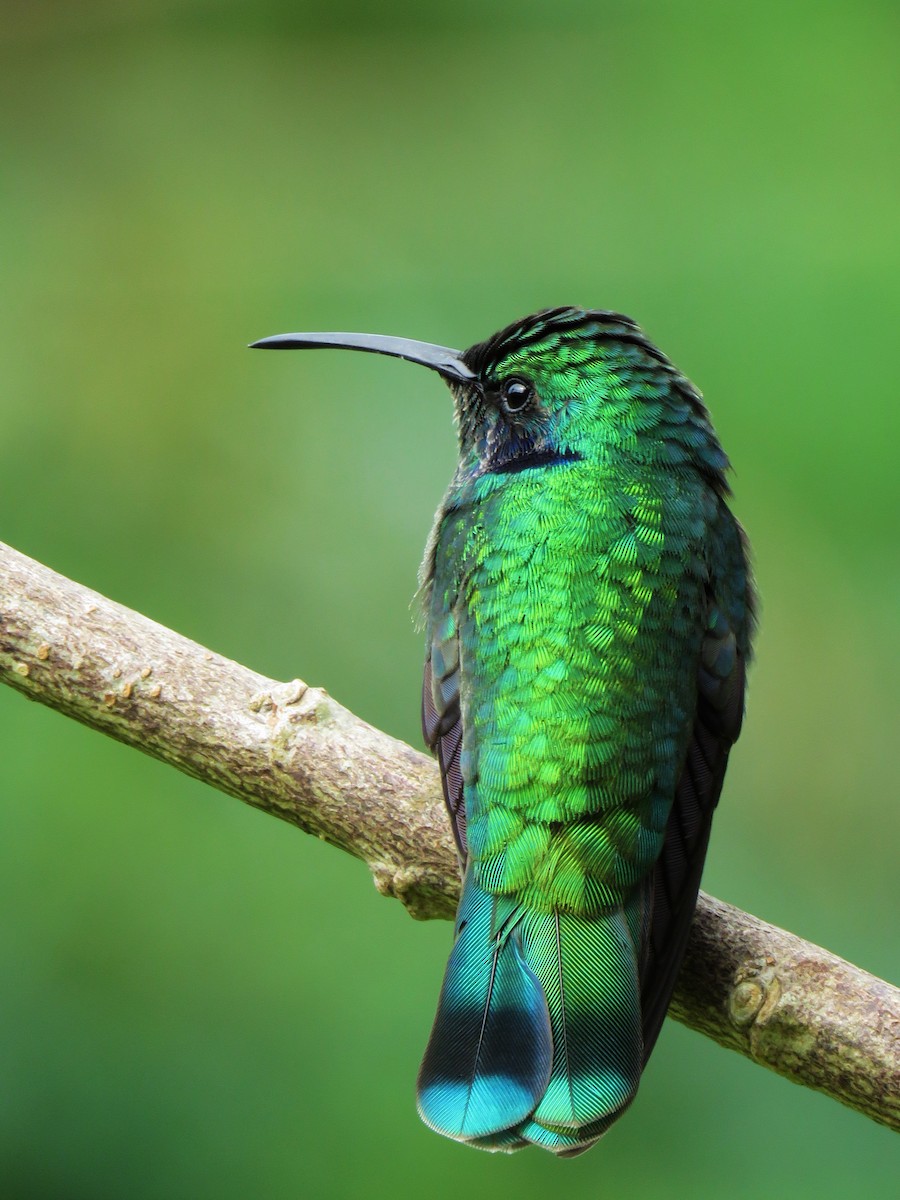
<box><xmin>1</xmin><ymin>2</ymin><xmax>897</xmax><ymax>1196</ymax></box>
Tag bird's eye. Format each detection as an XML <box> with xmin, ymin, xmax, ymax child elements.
<box><xmin>499</xmin><ymin>377</ymin><xmax>534</xmax><ymax>415</ymax></box>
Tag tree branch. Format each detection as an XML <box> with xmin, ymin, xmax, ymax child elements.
<box><xmin>1</xmin><ymin>538</ymin><xmax>897</xmax><ymax>1133</ymax></box>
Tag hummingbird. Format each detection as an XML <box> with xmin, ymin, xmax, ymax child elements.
<box><xmin>251</xmin><ymin>307</ymin><xmax>754</xmax><ymax>1155</ymax></box>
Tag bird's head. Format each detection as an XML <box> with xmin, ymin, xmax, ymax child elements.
<box><xmin>251</xmin><ymin>306</ymin><xmax>728</xmax><ymax>488</ymax></box>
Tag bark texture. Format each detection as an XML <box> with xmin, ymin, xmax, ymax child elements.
<box><xmin>1</xmin><ymin>539</ymin><xmax>897</xmax><ymax>1132</ymax></box>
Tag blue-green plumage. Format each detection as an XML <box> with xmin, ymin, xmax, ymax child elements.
<box><xmin>252</xmin><ymin>307</ymin><xmax>755</xmax><ymax>1155</ymax></box>
<box><xmin>417</xmin><ymin>868</ymin><xmax>553</xmax><ymax>1140</ymax></box>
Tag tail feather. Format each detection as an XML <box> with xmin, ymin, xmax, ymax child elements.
<box><xmin>517</xmin><ymin>905</ymin><xmax>642</xmax><ymax>1150</ymax></box>
<box><xmin>416</xmin><ymin>868</ymin><xmax>553</xmax><ymax>1141</ymax></box>
<box><xmin>418</xmin><ymin>871</ymin><xmax>644</xmax><ymax>1154</ymax></box>
<box><xmin>466</xmin><ymin>1130</ymin><xmax>530</xmax><ymax>1153</ymax></box>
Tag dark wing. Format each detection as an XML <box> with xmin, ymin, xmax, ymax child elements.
<box><xmin>422</xmin><ymin>626</ymin><xmax>467</xmax><ymax>864</ymax></box>
<box><xmin>639</xmin><ymin>601</ymin><xmax>749</xmax><ymax>1058</ymax></box>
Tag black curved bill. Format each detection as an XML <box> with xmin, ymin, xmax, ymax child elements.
<box><xmin>249</xmin><ymin>330</ymin><xmax>474</xmax><ymax>383</ymax></box>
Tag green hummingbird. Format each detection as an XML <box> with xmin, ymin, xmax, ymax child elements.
<box><xmin>252</xmin><ymin>307</ymin><xmax>754</xmax><ymax>1154</ymax></box>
